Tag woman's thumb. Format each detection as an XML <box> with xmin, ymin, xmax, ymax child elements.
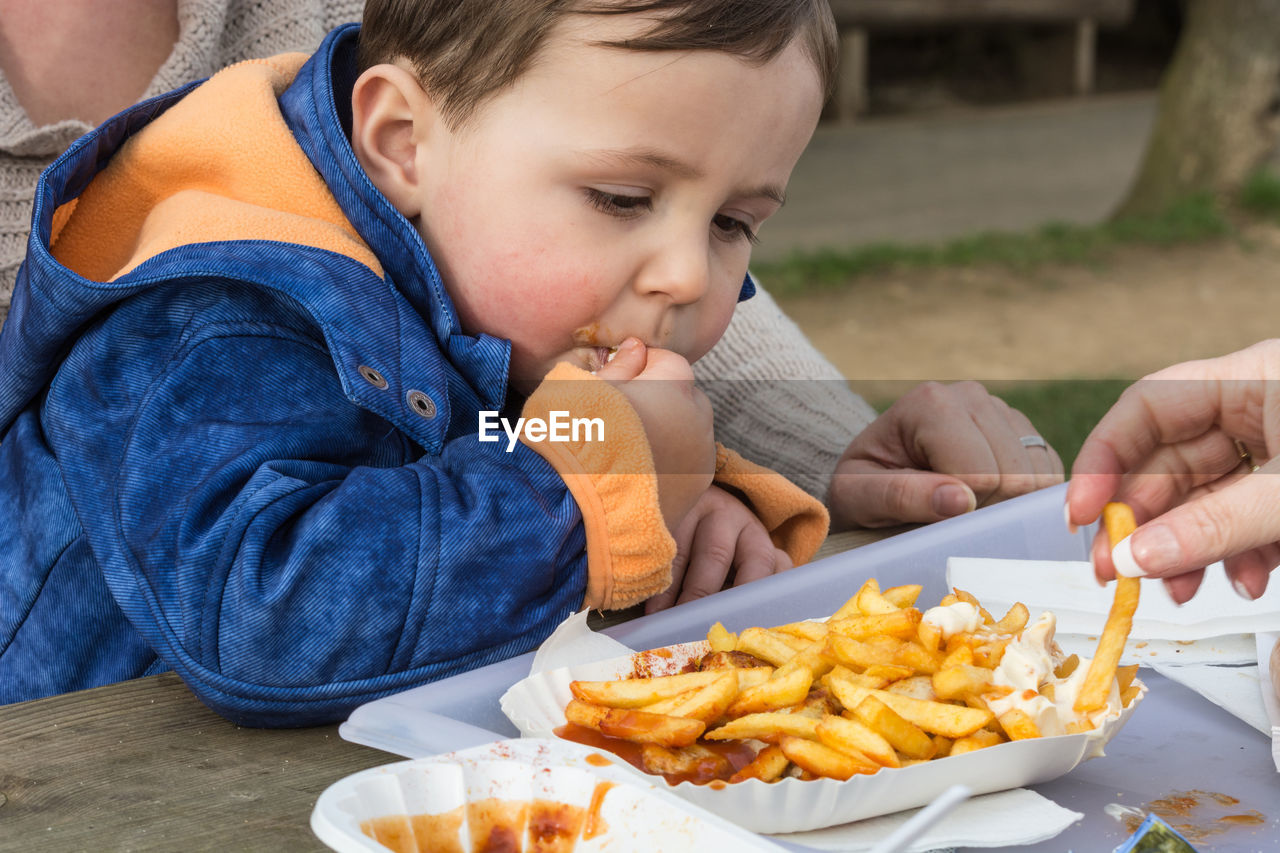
<box><xmin>1113</xmin><ymin>465</ymin><xmax>1280</xmax><ymax>578</ymax></box>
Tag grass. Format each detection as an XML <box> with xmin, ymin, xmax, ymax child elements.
<box><xmin>752</xmin><ymin>191</ymin><xmax>1232</xmax><ymax>296</ymax></box>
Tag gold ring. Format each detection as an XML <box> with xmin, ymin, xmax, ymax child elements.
<box><xmin>1234</xmin><ymin>439</ymin><xmax>1260</xmax><ymax>473</ymax></box>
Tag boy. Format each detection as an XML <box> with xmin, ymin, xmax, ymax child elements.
<box><xmin>0</xmin><ymin>0</ymin><xmax>832</xmax><ymax>725</ymax></box>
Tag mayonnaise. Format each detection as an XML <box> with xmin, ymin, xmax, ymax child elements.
<box><xmin>984</xmin><ymin>611</ymin><xmax>1123</xmax><ymax>736</ymax></box>
<box><xmin>920</xmin><ymin>601</ymin><xmax>983</xmax><ymax>639</ymax></box>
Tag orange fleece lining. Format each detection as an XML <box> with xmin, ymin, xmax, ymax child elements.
<box><xmin>48</xmin><ymin>54</ymin><xmax>382</xmax><ymax>282</ymax></box>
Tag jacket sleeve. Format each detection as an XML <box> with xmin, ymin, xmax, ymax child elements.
<box><xmin>53</xmin><ymin>314</ymin><xmax>670</xmax><ymax>726</ymax></box>
<box><xmin>712</xmin><ymin>444</ymin><xmax>830</xmax><ymax>566</ymax></box>
<box><xmin>519</xmin><ymin>363</ymin><xmax>675</xmax><ymax>611</ymax></box>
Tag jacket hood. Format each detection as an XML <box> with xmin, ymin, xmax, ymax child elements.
<box><xmin>0</xmin><ymin>24</ymin><xmax>510</xmax><ymax>437</ymax></box>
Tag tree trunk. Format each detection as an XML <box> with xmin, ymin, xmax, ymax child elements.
<box><xmin>1113</xmin><ymin>0</ymin><xmax>1280</xmax><ymax>219</ymax></box>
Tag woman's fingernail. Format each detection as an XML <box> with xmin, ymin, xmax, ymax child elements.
<box><xmin>1063</xmin><ymin>502</ymin><xmax>1078</xmax><ymax>535</ymax></box>
<box><xmin>1111</xmin><ymin>535</ymin><xmax>1146</xmax><ymax>577</ymax></box>
<box><xmin>1232</xmin><ymin>577</ymin><xmax>1258</xmax><ymax>600</ymax></box>
<box><xmin>1114</xmin><ymin>525</ymin><xmax>1182</xmax><ymax>578</ymax></box>
<box><xmin>932</xmin><ymin>483</ymin><xmax>976</xmax><ymax>518</ymax></box>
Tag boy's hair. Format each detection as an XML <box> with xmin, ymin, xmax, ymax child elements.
<box><xmin>358</xmin><ymin>0</ymin><xmax>837</xmax><ymax>128</ymax></box>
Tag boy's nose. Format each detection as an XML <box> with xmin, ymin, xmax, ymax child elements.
<box><xmin>635</xmin><ymin>237</ymin><xmax>710</xmax><ymax>305</ymax></box>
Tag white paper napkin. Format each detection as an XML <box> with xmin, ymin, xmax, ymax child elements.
<box><xmin>946</xmin><ymin>558</ymin><xmax>1280</xmax><ymax>642</ymax></box>
<box><xmin>770</xmin><ymin>788</ymin><xmax>1081</xmax><ymax>852</ymax></box>
<box><xmin>1150</xmin><ymin>662</ymin><xmax>1268</xmax><ymax>734</ymax></box>
<box><xmin>1258</xmin><ymin>632</ymin><xmax>1280</xmax><ymax>773</ymax></box>
<box><xmin>529</xmin><ymin>609</ymin><xmax>634</xmax><ymax>675</ymax></box>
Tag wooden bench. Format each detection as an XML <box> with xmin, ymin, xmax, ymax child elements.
<box><xmin>828</xmin><ymin>0</ymin><xmax>1138</xmax><ymax>120</ymax></box>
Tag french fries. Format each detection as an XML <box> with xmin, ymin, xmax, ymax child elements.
<box><xmin>1075</xmin><ymin>502</ymin><xmax>1140</xmax><ymax>712</ymax></box>
<box><xmin>560</xmin><ymin>574</ymin><xmax>1144</xmax><ymax>786</ymax></box>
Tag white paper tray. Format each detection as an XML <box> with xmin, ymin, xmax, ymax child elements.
<box><xmin>499</xmin><ymin>644</ymin><xmax>1141</xmax><ymax>834</ymax></box>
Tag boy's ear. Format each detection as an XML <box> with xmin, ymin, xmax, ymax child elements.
<box><xmin>350</xmin><ymin>63</ymin><xmax>435</xmax><ymax>217</ymax></box>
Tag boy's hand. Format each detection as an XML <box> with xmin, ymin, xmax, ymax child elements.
<box><xmin>644</xmin><ymin>485</ymin><xmax>793</xmax><ymax>613</ymax></box>
<box><xmin>828</xmin><ymin>381</ymin><xmax>1064</xmax><ymax>529</ymax></box>
<box><xmin>595</xmin><ymin>338</ymin><xmax>716</xmax><ymax>530</ymax></box>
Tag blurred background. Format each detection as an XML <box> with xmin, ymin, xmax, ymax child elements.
<box><xmin>760</xmin><ymin>0</ymin><xmax>1280</xmax><ymax>466</ymax></box>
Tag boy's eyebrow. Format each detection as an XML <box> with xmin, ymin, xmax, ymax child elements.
<box><xmin>583</xmin><ymin>147</ymin><xmax>787</xmax><ymax>206</ymax></box>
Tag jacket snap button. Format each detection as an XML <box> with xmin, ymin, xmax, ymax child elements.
<box><xmin>407</xmin><ymin>389</ymin><xmax>437</xmax><ymax>419</ymax></box>
<box><xmin>358</xmin><ymin>364</ymin><xmax>388</xmax><ymax>389</ymax></box>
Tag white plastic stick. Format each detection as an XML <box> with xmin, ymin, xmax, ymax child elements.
<box><xmin>866</xmin><ymin>784</ymin><xmax>973</xmax><ymax>853</ymax></box>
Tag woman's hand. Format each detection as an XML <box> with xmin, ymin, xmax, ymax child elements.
<box><xmin>1066</xmin><ymin>340</ymin><xmax>1280</xmax><ymax>602</ymax></box>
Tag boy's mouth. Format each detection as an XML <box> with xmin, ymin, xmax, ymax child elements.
<box><xmin>588</xmin><ymin>345</ymin><xmax>619</xmax><ymax>373</ymax></box>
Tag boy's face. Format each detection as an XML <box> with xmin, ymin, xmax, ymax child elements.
<box><xmin>409</xmin><ymin>17</ymin><xmax>825</xmax><ymax>394</ymax></box>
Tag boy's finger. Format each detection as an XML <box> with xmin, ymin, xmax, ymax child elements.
<box><xmin>593</xmin><ymin>337</ymin><xmax>646</xmax><ymax>381</ymax></box>
<box><xmin>727</xmin><ymin>523</ymin><xmax>780</xmax><ymax>588</ymax></box>
<box><xmin>675</xmin><ymin>519</ymin><xmax>739</xmax><ymax>605</ymax></box>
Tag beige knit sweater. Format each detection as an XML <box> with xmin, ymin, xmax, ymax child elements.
<box><xmin>0</xmin><ymin>0</ymin><xmax>877</xmax><ymax>499</ymax></box>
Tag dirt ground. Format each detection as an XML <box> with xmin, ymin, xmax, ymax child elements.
<box><xmin>775</xmin><ymin>222</ymin><xmax>1280</xmax><ymax>400</ymax></box>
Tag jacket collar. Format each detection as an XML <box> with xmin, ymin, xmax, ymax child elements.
<box><xmin>278</xmin><ymin>24</ymin><xmax>511</xmax><ymax>412</ymax></box>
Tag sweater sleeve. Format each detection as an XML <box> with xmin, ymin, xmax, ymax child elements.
<box><xmin>713</xmin><ymin>444</ymin><xmax>829</xmax><ymax>566</ymax></box>
<box><xmin>520</xmin><ymin>362</ymin><xmax>676</xmax><ymax>611</ymax></box>
<box><xmin>694</xmin><ymin>280</ymin><xmax>879</xmax><ymax>501</ymax></box>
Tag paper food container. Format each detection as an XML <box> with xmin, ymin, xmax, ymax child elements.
<box><xmin>499</xmin><ymin>640</ymin><xmax>1145</xmax><ymax>835</ymax></box>
<box><xmin>311</xmin><ymin>737</ymin><xmax>784</xmax><ymax>852</ymax></box>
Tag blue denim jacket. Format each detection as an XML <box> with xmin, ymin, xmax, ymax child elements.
<box><xmin>0</xmin><ymin>26</ymin><xmax>591</xmax><ymax>725</ymax></box>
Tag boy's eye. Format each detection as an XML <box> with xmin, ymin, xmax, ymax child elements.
<box><xmin>712</xmin><ymin>213</ymin><xmax>759</xmax><ymax>246</ymax></box>
<box><xmin>585</xmin><ymin>188</ymin><xmax>652</xmax><ymax>217</ymax></box>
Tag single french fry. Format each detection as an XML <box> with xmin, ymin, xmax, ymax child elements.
<box><xmin>884</xmin><ymin>675</ymin><xmax>936</xmax><ymax>701</ymax></box>
<box><xmin>971</xmin><ymin>638</ymin><xmax>1010</xmax><ymax>669</ymax></box>
<box><xmin>951</xmin><ymin>588</ymin><xmax>995</xmax><ymax>624</ymax></box>
<box><xmin>822</xmin><ymin>666</ymin><xmax>889</xmax><ymax>692</ymax></box>
<box><xmin>641</xmin><ymin>671</ymin><xmax>737</xmax><ymax>722</ymax></box>
<box><xmin>640</xmin><ymin>743</ymin><xmax>731</xmax><ymax>780</ymax></box>
<box><xmin>571</xmin><ymin>670</ymin><xmax>722</xmax><ymax>708</ymax></box>
<box><xmin>736</xmin><ymin>627</ymin><xmax>804</xmax><ymax>667</ymax></box>
<box><xmin>707</xmin><ymin>621</ymin><xmax>737</xmax><ymax>652</ymax></box>
<box><xmin>774</xmin><ymin>641</ymin><xmax>834</xmax><ymax>681</ymax></box>
<box><xmin>829</xmin><ymin>609</ymin><xmax>922</xmax><ymax>641</ymax></box>
<box><xmin>850</xmin><ymin>696</ymin><xmax>936</xmax><ymax>760</ymax></box>
<box><xmin>932</xmin><ymin>665</ymin><xmax>1000</xmax><ymax>701</ymax></box>
<box><xmin>993</xmin><ymin>601</ymin><xmax>1030</xmax><ymax>635</ymax></box>
<box><xmin>940</xmin><ymin>644</ymin><xmax>974</xmax><ymax>669</ymax></box>
<box><xmin>1054</xmin><ymin>653</ymin><xmax>1080</xmax><ymax>679</ymax></box>
<box><xmin>1120</xmin><ymin>684</ymin><xmax>1142</xmax><ymax>708</ymax></box>
<box><xmin>564</xmin><ymin>699</ymin><xmax>704</xmax><ymax>747</ymax></box>
<box><xmin>856</xmin><ymin>583</ymin><xmax>901</xmax><ymax>616</ymax></box>
<box><xmin>725</xmin><ymin>666</ymin><xmax>813</xmax><ymax>717</ymax></box>
<box><xmin>917</xmin><ymin>620</ymin><xmax>944</xmax><ymax>652</ymax></box>
<box><xmin>1076</xmin><ymin>502</ymin><xmax>1140</xmax><ymax>713</ymax></box>
<box><xmin>837</xmin><ymin>685</ymin><xmax>993</xmax><ymax>738</ymax></box>
<box><xmin>949</xmin><ymin>727</ymin><xmax>1004</xmax><ymax>755</ymax></box>
<box><xmin>779</xmin><ymin>734</ymin><xmax>878</xmax><ymax>780</ymax></box>
<box><xmin>772</xmin><ymin>620</ymin><xmax>829</xmax><ymax>643</ymax></box>
<box><xmin>825</xmin><ymin>634</ymin><xmax>941</xmax><ymax>675</ymax></box>
<box><xmin>728</xmin><ymin>744</ymin><xmax>789</xmax><ymax>783</ymax></box>
<box><xmin>704</xmin><ymin>712</ymin><xmax>821</xmax><ymax>742</ymax></box>
<box><xmin>815</xmin><ymin>714</ymin><xmax>901</xmax><ymax>767</ymax></box>
<box><xmin>996</xmin><ymin>708</ymin><xmax>1041</xmax><ymax>741</ymax></box>
<box><xmin>881</xmin><ymin>584</ymin><xmax>923</xmax><ymax>609</ymax></box>
<box><xmin>831</xmin><ymin>579</ymin><xmax>880</xmax><ymax>621</ymax></box>
<box><xmin>862</xmin><ymin>663</ymin><xmax>915</xmax><ymax>682</ymax></box>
